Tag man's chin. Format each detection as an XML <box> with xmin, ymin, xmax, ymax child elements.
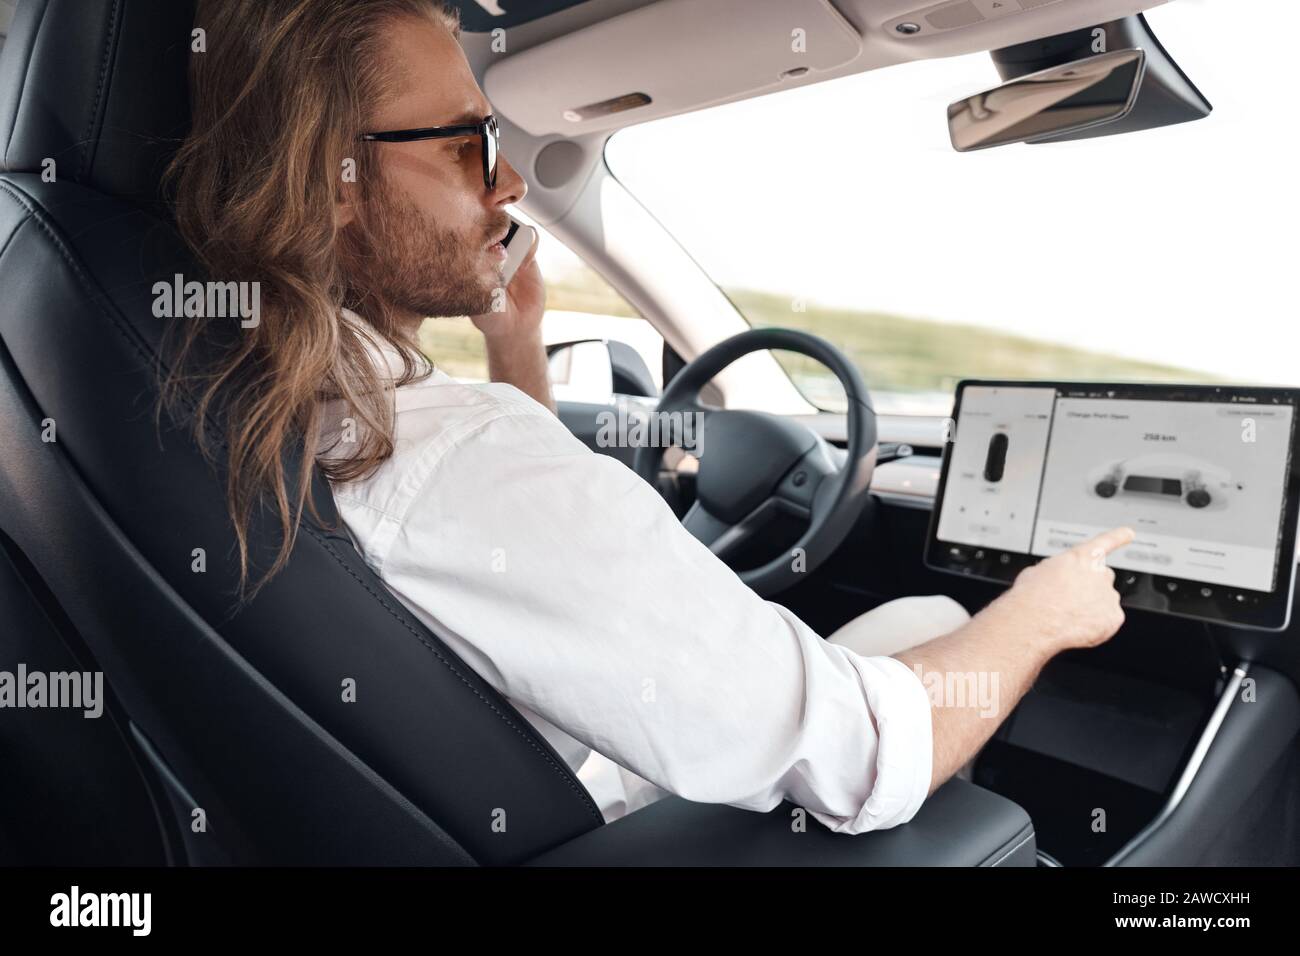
<box><xmin>399</xmin><ymin>269</ymin><xmax>495</xmax><ymax>317</ymax></box>
<box><xmin>386</xmin><ymin>256</ymin><xmax>502</xmax><ymax>319</ymax></box>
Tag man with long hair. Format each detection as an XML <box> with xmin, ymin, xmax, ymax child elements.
<box><xmin>162</xmin><ymin>0</ymin><xmax>1132</xmax><ymax>832</ymax></box>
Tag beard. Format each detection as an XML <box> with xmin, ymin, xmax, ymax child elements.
<box><xmin>341</xmin><ymin>183</ymin><xmax>507</xmax><ymax>320</ymax></box>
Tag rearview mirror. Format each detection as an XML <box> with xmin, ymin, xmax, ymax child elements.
<box><xmin>948</xmin><ymin>48</ymin><xmax>1145</xmax><ymax>152</ymax></box>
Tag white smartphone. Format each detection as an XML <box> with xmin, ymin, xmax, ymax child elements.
<box><xmin>500</xmin><ymin>216</ymin><xmax>537</xmax><ymax>286</ymax></box>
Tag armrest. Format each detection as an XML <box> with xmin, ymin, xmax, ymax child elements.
<box><xmin>526</xmin><ymin>778</ymin><xmax>1035</xmax><ymax>866</ymax></box>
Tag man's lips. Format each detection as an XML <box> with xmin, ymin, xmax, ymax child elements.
<box><xmin>485</xmin><ymin>223</ymin><xmax>511</xmax><ymax>262</ymax></box>
<box><xmin>475</xmin><ymin>219</ymin><xmax>510</xmax><ymax>268</ymax></box>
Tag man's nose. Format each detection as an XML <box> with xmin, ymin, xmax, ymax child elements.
<box><xmin>490</xmin><ymin>153</ymin><xmax>526</xmax><ymax>206</ymax></box>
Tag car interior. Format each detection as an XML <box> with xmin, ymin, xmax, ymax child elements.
<box><xmin>1</xmin><ymin>0</ymin><xmax>1297</xmax><ymax>870</ymax></box>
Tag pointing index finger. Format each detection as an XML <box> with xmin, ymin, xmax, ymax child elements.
<box><xmin>1079</xmin><ymin>526</ymin><xmax>1136</xmax><ymax>558</ymax></box>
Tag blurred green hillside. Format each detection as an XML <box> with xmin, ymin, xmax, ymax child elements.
<box><xmin>727</xmin><ymin>287</ymin><xmax>1227</xmax><ymax>411</ymax></box>
<box><xmin>420</xmin><ymin>269</ymin><xmax>1227</xmax><ymax>408</ymax></box>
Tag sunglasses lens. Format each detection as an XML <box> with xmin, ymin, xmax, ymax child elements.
<box><xmin>485</xmin><ymin>118</ymin><xmax>498</xmax><ymax>188</ymax></box>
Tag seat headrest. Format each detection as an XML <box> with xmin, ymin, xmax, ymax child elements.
<box><xmin>0</xmin><ymin>0</ymin><xmax>195</xmax><ymax>209</ymax></box>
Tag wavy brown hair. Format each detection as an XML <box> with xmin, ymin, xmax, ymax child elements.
<box><xmin>158</xmin><ymin>0</ymin><xmax>461</xmax><ymax>606</ymax></box>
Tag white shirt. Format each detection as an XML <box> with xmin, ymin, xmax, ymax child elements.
<box><xmin>318</xmin><ymin>309</ymin><xmax>934</xmax><ymax>834</ymax></box>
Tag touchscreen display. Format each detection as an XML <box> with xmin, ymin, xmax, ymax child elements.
<box><xmin>935</xmin><ymin>385</ymin><xmax>1297</xmax><ymax>593</ymax></box>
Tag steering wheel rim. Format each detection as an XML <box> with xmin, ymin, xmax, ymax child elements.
<box><xmin>633</xmin><ymin>328</ymin><xmax>877</xmax><ymax>596</ymax></box>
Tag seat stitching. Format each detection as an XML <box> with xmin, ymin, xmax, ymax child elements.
<box><xmin>2</xmin><ymin>0</ymin><xmax>50</xmax><ymax>171</ymax></box>
<box><xmin>77</xmin><ymin>0</ymin><xmax>122</xmax><ymax>183</ymax></box>
<box><xmin>0</xmin><ymin>179</ymin><xmax>604</xmax><ymax>824</ymax></box>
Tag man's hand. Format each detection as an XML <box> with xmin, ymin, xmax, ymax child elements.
<box><xmin>469</xmin><ymin>232</ymin><xmax>556</xmax><ymax>413</ymax></box>
<box><xmin>895</xmin><ymin>525</ymin><xmax>1135</xmax><ymax>792</ymax></box>
<box><xmin>991</xmin><ymin>525</ymin><xmax>1135</xmax><ymax>655</ymax></box>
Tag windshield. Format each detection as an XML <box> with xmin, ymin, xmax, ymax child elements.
<box><xmin>603</xmin><ymin>3</ymin><xmax>1299</xmax><ymax>416</ymax></box>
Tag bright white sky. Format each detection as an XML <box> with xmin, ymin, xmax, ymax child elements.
<box><xmin>601</xmin><ymin>0</ymin><xmax>1298</xmax><ymax>386</ymax></box>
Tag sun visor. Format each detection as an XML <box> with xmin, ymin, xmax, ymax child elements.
<box><xmin>484</xmin><ymin>0</ymin><xmax>862</xmax><ymax>137</ymax></box>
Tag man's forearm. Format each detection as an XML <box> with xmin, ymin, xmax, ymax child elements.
<box><xmin>484</xmin><ymin>327</ymin><xmax>556</xmax><ymax>414</ymax></box>
<box><xmin>894</xmin><ymin>594</ymin><xmax>1057</xmax><ymax>794</ymax></box>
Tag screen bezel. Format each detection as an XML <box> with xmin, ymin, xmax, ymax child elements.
<box><xmin>924</xmin><ymin>379</ymin><xmax>1300</xmax><ymax>632</ymax></box>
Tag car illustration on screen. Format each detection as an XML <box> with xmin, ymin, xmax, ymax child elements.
<box><xmin>1086</xmin><ymin>453</ymin><xmax>1242</xmax><ymax>509</ymax></box>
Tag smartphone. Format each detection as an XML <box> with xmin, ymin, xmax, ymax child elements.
<box><xmin>500</xmin><ymin>216</ymin><xmax>537</xmax><ymax>287</ymax></box>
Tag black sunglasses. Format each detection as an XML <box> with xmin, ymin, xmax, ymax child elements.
<box><xmin>360</xmin><ymin>114</ymin><xmax>499</xmax><ymax>190</ymax></box>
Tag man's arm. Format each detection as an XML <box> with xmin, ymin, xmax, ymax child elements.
<box><xmin>895</xmin><ymin>526</ymin><xmax>1134</xmax><ymax>792</ymax></box>
<box><xmin>471</xmin><ymin>231</ymin><xmax>557</xmax><ymax>414</ymax></box>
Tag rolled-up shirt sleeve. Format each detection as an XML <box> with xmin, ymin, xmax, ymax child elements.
<box><xmin>370</xmin><ymin>399</ymin><xmax>934</xmax><ymax>834</ymax></box>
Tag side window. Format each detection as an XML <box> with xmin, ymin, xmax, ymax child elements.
<box><xmin>418</xmin><ymin>222</ymin><xmax>663</xmax><ymax>402</ymax></box>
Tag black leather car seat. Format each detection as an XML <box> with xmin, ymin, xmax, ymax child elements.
<box><xmin>0</xmin><ymin>526</ymin><xmax>180</xmax><ymax>864</ymax></box>
<box><xmin>0</xmin><ymin>0</ymin><xmax>604</xmax><ymax>865</ymax></box>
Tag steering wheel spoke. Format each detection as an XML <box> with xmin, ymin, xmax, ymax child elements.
<box><xmin>682</xmin><ymin>498</ymin><xmax>783</xmax><ymax>562</ymax></box>
<box><xmin>773</xmin><ymin>438</ymin><xmax>842</xmax><ymax>516</ymax></box>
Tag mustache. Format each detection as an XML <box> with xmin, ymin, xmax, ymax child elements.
<box><xmin>485</xmin><ymin>217</ymin><xmax>511</xmax><ymax>243</ymax></box>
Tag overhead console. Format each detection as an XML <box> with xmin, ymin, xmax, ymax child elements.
<box><xmin>885</xmin><ymin>0</ymin><xmax>1074</xmax><ymax>37</ymax></box>
<box><xmin>868</xmin><ymin>0</ymin><xmax>1167</xmax><ymax>49</ymax></box>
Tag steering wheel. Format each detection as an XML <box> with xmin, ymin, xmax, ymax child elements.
<box><xmin>633</xmin><ymin>328</ymin><xmax>877</xmax><ymax>596</ymax></box>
